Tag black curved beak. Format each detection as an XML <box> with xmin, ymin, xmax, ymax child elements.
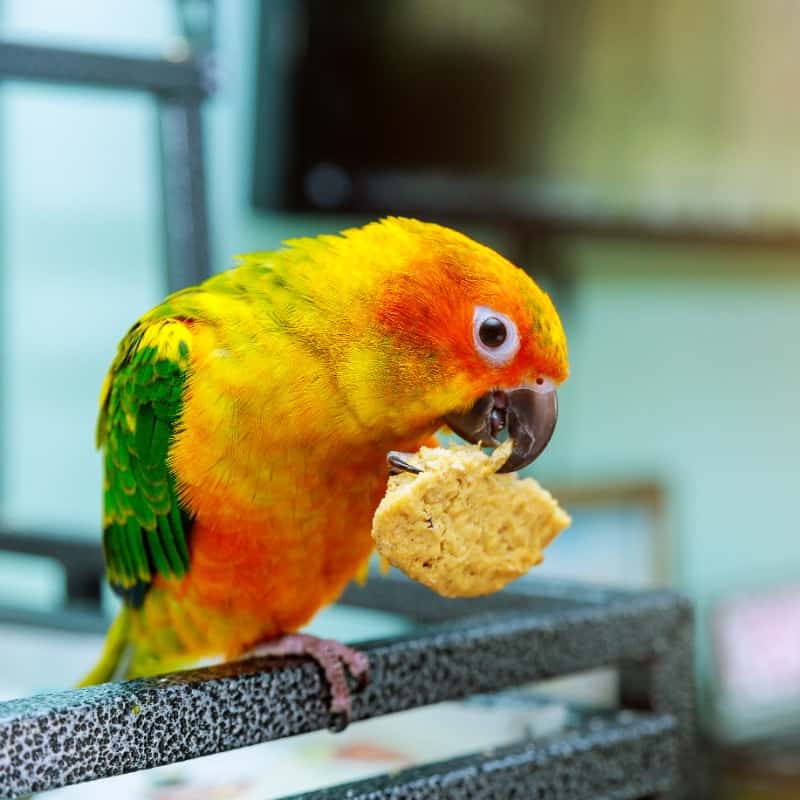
<box><xmin>443</xmin><ymin>387</ymin><xmax>558</xmax><ymax>473</ymax></box>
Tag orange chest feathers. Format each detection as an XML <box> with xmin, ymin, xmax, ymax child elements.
<box><xmin>160</xmin><ymin>426</ymin><xmax>395</xmax><ymax>650</ymax></box>
<box><xmin>198</xmin><ymin>455</ymin><xmax>385</xmax><ymax>596</ymax></box>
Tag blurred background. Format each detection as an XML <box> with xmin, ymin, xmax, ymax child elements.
<box><xmin>1</xmin><ymin>1</ymin><xmax>799</xmax><ymax>797</ymax></box>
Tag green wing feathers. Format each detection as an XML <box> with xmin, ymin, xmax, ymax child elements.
<box><xmin>98</xmin><ymin>318</ymin><xmax>193</xmax><ymax>607</ymax></box>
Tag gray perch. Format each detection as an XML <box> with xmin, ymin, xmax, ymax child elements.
<box><xmin>0</xmin><ymin>580</ymin><xmax>694</xmax><ymax>799</ymax></box>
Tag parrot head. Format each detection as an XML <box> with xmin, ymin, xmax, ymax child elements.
<box><xmin>298</xmin><ymin>218</ymin><xmax>569</xmax><ymax>472</ymax></box>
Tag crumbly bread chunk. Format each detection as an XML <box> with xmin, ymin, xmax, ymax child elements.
<box><xmin>371</xmin><ymin>442</ymin><xmax>570</xmax><ymax>598</ymax></box>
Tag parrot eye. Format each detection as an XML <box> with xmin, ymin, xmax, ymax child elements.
<box><xmin>479</xmin><ymin>317</ymin><xmax>507</xmax><ymax>347</ymax></box>
<box><xmin>473</xmin><ymin>306</ymin><xmax>519</xmax><ymax>367</ymax></box>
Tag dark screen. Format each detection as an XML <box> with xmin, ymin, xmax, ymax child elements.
<box><xmin>251</xmin><ymin>0</ymin><xmax>536</xmax><ymax>215</ymax></box>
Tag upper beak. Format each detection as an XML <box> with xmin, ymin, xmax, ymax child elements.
<box><xmin>443</xmin><ymin>387</ymin><xmax>558</xmax><ymax>473</ymax></box>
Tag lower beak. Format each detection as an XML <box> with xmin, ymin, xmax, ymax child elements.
<box><xmin>443</xmin><ymin>387</ymin><xmax>558</xmax><ymax>473</ymax></box>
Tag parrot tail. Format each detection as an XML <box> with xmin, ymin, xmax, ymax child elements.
<box><xmin>78</xmin><ymin>608</ymin><xmax>133</xmax><ymax>687</ymax></box>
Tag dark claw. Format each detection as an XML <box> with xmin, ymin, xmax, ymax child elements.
<box><xmin>387</xmin><ymin>451</ymin><xmax>422</xmax><ymax>476</ymax></box>
<box><xmin>328</xmin><ymin>711</ymin><xmax>349</xmax><ymax>733</ymax></box>
<box><xmin>356</xmin><ymin>665</ymin><xmax>372</xmax><ymax>691</ymax></box>
<box><xmin>329</xmin><ymin>665</ymin><xmax>370</xmax><ymax>730</ymax></box>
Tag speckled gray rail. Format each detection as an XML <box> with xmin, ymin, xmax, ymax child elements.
<box><xmin>0</xmin><ymin>580</ymin><xmax>694</xmax><ymax>799</ymax></box>
<box><xmin>287</xmin><ymin>711</ymin><xmax>679</xmax><ymax>800</ymax></box>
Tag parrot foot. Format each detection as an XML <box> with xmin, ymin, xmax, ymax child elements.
<box><xmin>245</xmin><ymin>633</ymin><xmax>370</xmax><ymax>731</ymax></box>
<box><xmin>387</xmin><ymin>451</ymin><xmax>422</xmax><ymax>476</ymax></box>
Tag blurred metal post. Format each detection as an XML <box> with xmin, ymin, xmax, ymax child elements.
<box><xmin>0</xmin><ymin>39</ymin><xmax>214</xmax><ymax>293</ymax></box>
<box><xmin>621</xmin><ymin>602</ymin><xmax>696</xmax><ymax>800</ymax></box>
<box><xmin>158</xmin><ymin>0</ymin><xmax>215</xmax><ymax>292</ymax></box>
<box><xmin>157</xmin><ymin>94</ymin><xmax>211</xmax><ymax>292</ymax></box>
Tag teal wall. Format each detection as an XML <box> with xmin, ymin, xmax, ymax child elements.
<box><xmin>2</xmin><ymin>1</ymin><xmax>799</xmax><ymax>693</ymax></box>
<box><xmin>552</xmin><ymin>244</ymin><xmax>800</xmax><ymax>683</ymax></box>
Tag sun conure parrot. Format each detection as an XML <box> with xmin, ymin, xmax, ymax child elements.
<box><xmin>81</xmin><ymin>217</ymin><xmax>568</xmax><ymax>722</ymax></box>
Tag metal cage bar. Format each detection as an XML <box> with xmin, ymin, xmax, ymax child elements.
<box><xmin>0</xmin><ymin>40</ymin><xmax>209</xmax><ymax>97</ymax></box>
<box><xmin>0</xmin><ymin>38</ymin><xmax>212</xmax><ymax>298</ymax></box>
<box><xmin>0</xmin><ymin>578</ymin><xmax>693</xmax><ymax>799</ymax></box>
<box><xmin>288</xmin><ymin>711</ymin><xmax>679</xmax><ymax>800</ymax></box>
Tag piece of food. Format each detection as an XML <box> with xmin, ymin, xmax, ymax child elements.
<box><xmin>372</xmin><ymin>442</ymin><xmax>571</xmax><ymax>597</ymax></box>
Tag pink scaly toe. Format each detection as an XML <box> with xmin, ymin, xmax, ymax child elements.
<box><xmin>244</xmin><ymin>633</ymin><xmax>370</xmax><ymax>730</ymax></box>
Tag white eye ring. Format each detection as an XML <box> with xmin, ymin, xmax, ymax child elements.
<box><xmin>473</xmin><ymin>306</ymin><xmax>520</xmax><ymax>367</ymax></box>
